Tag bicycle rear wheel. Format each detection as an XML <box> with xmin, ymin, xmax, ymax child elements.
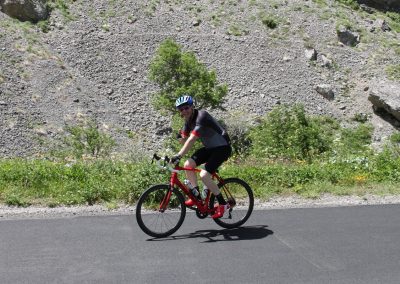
<box><xmin>211</xmin><ymin>178</ymin><xmax>254</xmax><ymax>229</ymax></box>
<box><xmin>136</xmin><ymin>184</ymin><xmax>186</xmax><ymax>238</ymax></box>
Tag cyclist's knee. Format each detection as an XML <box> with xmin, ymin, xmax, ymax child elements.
<box><xmin>199</xmin><ymin>169</ymin><xmax>211</xmax><ymax>179</ymax></box>
<box><xmin>184</xmin><ymin>158</ymin><xmax>196</xmax><ymax>168</ymax></box>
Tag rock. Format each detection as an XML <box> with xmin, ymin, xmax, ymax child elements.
<box><xmin>337</xmin><ymin>25</ymin><xmax>360</xmax><ymax>47</ymax></box>
<box><xmin>358</xmin><ymin>0</ymin><xmax>400</xmax><ymax>12</ymax></box>
<box><xmin>283</xmin><ymin>56</ymin><xmax>292</xmax><ymax>62</ymax></box>
<box><xmin>369</xmin><ymin>81</ymin><xmax>400</xmax><ymax>121</ymax></box>
<box><xmin>315</xmin><ymin>84</ymin><xmax>335</xmax><ymax>101</ymax></box>
<box><xmin>380</xmin><ymin>20</ymin><xmax>391</xmax><ymax>32</ymax></box>
<box><xmin>0</xmin><ymin>0</ymin><xmax>49</xmax><ymax>23</ymax></box>
<box><xmin>35</xmin><ymin>128</ymin><xmax>47</xmax><ymax>136</ymax></box>
<box><xmin>192</xmin><ymin>19</ymin><xmax>201</xmax><ymax>26</ymax></box>
<box><xmin>360</xmin><ymin>4</ymin><xmax>375</xmax><ymax>14</ymax></box>
<box><xmin>304</xmin><ymin>48</ymin><xmax>317</xmax><ymax>61</ymax></box>
<box><xmin>321</xmin><ymin>54</ymin><xmax>332</xmax><ymax>68</ymax></box>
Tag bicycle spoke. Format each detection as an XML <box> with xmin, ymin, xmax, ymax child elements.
<box><xmin>212</xmin><ymin>178</ymin><xmax>254</xmax><ymax>229</ymax></box>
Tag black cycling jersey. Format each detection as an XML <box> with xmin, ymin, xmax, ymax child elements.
<box><xmin>180</xmin><ymin>109</ymin><xmax>230</xmax><ymax>148</ymax></box>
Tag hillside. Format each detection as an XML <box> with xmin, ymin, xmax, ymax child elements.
<box><xmin>1</xmin><ymin>0</ymin><xmax>399</xmax><ymax>158</ymax></box>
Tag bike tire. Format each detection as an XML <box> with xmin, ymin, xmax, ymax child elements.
<box><xmin>210</xmin><ymin>178</ymin><xmax>254</xmax><ymax>229</ymax></box>
<box><xmin>136</xmin><ymin>184</ymin><xmax>186</xmax><ymax>238</ymax></box>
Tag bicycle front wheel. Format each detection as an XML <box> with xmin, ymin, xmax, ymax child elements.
<box><xmin>136</xmin><ymin>184</ymin><xmax>186</xmax><ymax>238</ymax></box>
<box><xmin>211</xmin><ymin>178</ymin><xmax>254</xmax><ymax>229</ymax></box>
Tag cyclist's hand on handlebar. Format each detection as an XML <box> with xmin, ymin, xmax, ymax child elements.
<box><xmin>170</xmin><ymin>154</ymin><xmax>182</xmax><ymax>165</ymax></box>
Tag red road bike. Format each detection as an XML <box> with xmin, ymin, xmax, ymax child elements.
<box><xmin>136</xmin><ymin>154</ymin><xmax>254</xmax><ymax>238</ymax></box>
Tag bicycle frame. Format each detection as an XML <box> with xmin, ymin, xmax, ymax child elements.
<box><xmin>162</xmin><ymin>165</ymin><xmax>227</xmax><ymax>215</ymax></box>
<box><xmin>152</xmin><ymin>154</ymin><xmax>235</xmax><ymax>215</ymax></box>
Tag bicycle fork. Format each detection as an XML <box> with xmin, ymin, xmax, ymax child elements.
<box><xmin>159</xmin><ymin>186</ymin><xmax>173</xmax><ymax>212</ymax></box>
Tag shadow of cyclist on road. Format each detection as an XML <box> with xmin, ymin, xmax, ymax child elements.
<box><xmin>147</xmin><ymin>225</ymin><xmax>273</xmax><ymax>242</ymax></box>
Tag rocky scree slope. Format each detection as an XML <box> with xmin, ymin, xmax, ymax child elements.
<box><xmin>0</xmin><ymin>0</ymin><xmax>399</xmax><ymax>158</ymax></box>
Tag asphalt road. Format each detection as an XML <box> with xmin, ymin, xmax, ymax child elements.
<box><xmin>1</xmin><ymin>205</ymin><xmax>400</xmax><ymax>284</ymax></box>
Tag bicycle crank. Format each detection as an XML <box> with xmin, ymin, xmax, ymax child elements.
<box><xmin>227</xmin><ymin>197</ymin><xmax>236</xmax><ymax>208</ymax></box>
<box><xmin>195</xmin><ymin>208</ymin><xmax>208</xmax><ymax>219</ymax></box>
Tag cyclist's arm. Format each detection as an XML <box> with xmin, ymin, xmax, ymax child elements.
<box><xmin>177</xmin><ymin>130</ymin><xmax>188</xmax><ymax>144</ymax></box>
<box><xmin>178</xmin><ymin>137</ymin><xmax>187</xmax><ymax>145</ymax></box>
<box><xmin>177</xmin><ymin>133</ymin><xmax>198</xmax><ymax>157</ymax></box>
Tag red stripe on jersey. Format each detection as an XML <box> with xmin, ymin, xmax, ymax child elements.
<box><xmin>180</xmin><ymin>130</ymin><xmax>189</xmax><ymax>138</ymax></box>
<box><xmin>191</xmin><ymin>130</ymin><xmax>201</xmax><ymax>137</ymax></box>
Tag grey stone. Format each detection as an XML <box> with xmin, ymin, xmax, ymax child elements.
<box><xmin>369</xmin><ymin>81</ymin><xmax>400</xmax><ymax>121</ymax></box>
<box><xmin>305</xmin><ymin>48</ymin><xmax>317</xmax><ymax>61</ymax></box>
<box><xmin>0</xmin><ymin>0</ymin><xmax>49</xmax><ymax>23</ymax></box>
<box><xmin>315</xmin><ymin>84</ymin><xmax>335</xmax><ymax>101</ymax></box>
<box><xmin>337</xmin><ymin>25</ymin><xmax>360</xmax><ymax>47</ymax></box>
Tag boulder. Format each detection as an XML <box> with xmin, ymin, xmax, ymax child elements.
<box><xmin>337</xmin><ymin>25</ymin><xmax>360</xmax><ymax>47</ymax></box>
<box><xmin>357</xmin><ymin>0</ymin><xmax>400</xmax><ymax>12</ymax></box>
<box><xmin>368</xmin><ymin>81</ymin><xmax>400</xmax><ymax>121</ymax></box>
<box><xmin>315</xmin><ymin>84</ymin><xmax>335</xmax><ymax>101</ymax></box>
<box><xmin>0</xmin><ymin>0</ymin><xmax>49</xmax><ymax>23</ymax></box>
<box><xmin>305</xmin><ymin>48</ymin><xmax>317</xmax><ymax>61</ymax></box>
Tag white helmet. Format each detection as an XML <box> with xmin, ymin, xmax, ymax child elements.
<box><xmin>175</xmin><ymin>95</ymin><xmax>194</xmax><ymax>108</ymax></box>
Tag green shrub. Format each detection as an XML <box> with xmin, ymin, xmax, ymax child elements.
<box><xmin>335</xmin><ymin>0</ymin><xmax>359</xmax><ymax>10</ymax></box>
<box><xmin>62</xmin><ymin>119</ymin><xmax>115</xmax><ymax>158</ymax></box>
<box><xmin>371</xmin><ymin>149</ymin><xmax>400</xmax><ymax>182</ymax></box>
<box><xmin>386</xmin><ymin>64</ymin><xmax>400</xmax><ymax>81</ymax></box>
<box><xmin>223</xmin><ymin>115</ymin><xmax>252</xmax><ymax>159</ymax></box>
<box><xmin>260</xmin><ymin>14</ymin><xmax>278</xmax><ymax>29</ymax></box>
<box><xmin>312</xmin><ymin>0</ymin><xmax>327</xmax><ymax>6</ymax></box>
<box><xmin>336</xmin><ymin>123</ymin><xmax>373</xmax><ymax>155</ymax></box>
<box><xmin>148</xmin><ymin>38</ymin><xmax>228</xmax><ymax>113</ymax></box>
<box><xmin>47</xmin><ymin>0</ymin><xmax>75</xmax><ymax>21</ymax></box>
<box><xmin>37</xmin><ymin>20</ymin><xmax>50</xmax><ymax>33</ymax></box>
<box><xmin>227</xmin><ymin>24</ymin><xmax>249</xmax><ymax>36</ymax></box>
<box><xmin>352</xmin><ymin>113</ymin><xmax>369</xmax><ymax>123</ymax></box>
<box><xmin>386</xmin><ymin>12</ymin><xmax>400</xmax><ymax>33</ymax></box>
<box><xmin>249</xmin><ymin>104</ymin><xmax>334</xmax><ymax>162</ymax></box>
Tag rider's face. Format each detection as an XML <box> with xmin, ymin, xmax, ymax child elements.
<box><xmin>178</xmin><ymin>105</ymin><xmax>193</xmax><ymax>120</ymax></box>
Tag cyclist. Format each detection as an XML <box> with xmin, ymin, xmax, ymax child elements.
<box><xmin>170</xmin><ymin>95</ymin><xmax>232</xmax><ymax>219</ymax></box>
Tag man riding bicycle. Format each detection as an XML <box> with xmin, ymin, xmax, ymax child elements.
<box><xmin>171</xmin><ymin>95</ymin><xmax>232</xmax><ymax>219</ymax></box>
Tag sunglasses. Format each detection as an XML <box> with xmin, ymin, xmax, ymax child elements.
<box><xmin>178</xmin><ymin>105</ymin><xmax>191</xmax><ymax>112</ymax></box>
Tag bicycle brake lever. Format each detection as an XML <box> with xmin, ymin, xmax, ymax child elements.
<box><xmin>164</xmin><ymin>156</ymin><xmax>170</xmax><ymax>165</ymax></box>
<box><xmin>152</xmin><ymin>153</ymin><xmax>161</xmax><ymax>164</ymax></box>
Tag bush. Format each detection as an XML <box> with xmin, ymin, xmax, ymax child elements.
<box><xmin>249</xmin><ymin>104</ymin><xmax>334</xmax><ymax>162</ymax></box>
<box><xmin>260</xmin><ymin>14</ymin><xmax>278</xmax><ymax>29</ymax></box>
<box><xmin>221</xmin><ymin>113</ymin><xmax>253</xmax><ymax>159</ymax></box>
<box><xmin>336</xmin><ymin>123</ymin><xmax>373</xmax><ymax>155</ymax></box>
<box><xmin>386</xmin><ymin>12</ymin><xmax>400</xmax><ymax>33</ymax></box>
<box><xmin>335</xmin><ymin>0</ymin><xmax>359</xmax><ymax>10</ymax></box>
<box><xmin>62</xmin><ymin>119</ymin><xmax>115</xmax><ymax>159</ymax></box>
<box><xmin>148</xmin><ymin>38</ymin><xmax>228</xmax><ymax>113</ymax></box>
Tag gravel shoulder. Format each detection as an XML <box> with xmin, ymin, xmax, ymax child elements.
<box><xmin>1</xmin><ymin>194</ymin><xmax>400</xmax><ymax>220</ymax></box>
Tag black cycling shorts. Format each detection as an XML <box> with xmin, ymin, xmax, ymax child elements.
<box><xmin>191</xmin><ymin>145</ymin><xmax>232</xmax><ymax>174</ymax></box>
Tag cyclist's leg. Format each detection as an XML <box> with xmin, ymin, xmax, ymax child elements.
<box><xmin>200</xmin><ymin>145</ymin><xmax>232</xmax><ymax>196</ymax></box>
<box><xmin>185</xmin><ymin>147</ymin><xmax>209</xmax><ymax>188</ymax></box>
<box><xmin>184</xmin><ymin>158</ymin><xmax>198</xmax><ymax>187</ymax></box>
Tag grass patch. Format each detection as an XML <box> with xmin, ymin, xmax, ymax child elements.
<box><xmin>386</xmin><ymin>11</ymin><xmax>400</xmax><ymax>33</ymax></box>
<box><xmin>334</xmin><ymin>0</ymin><xmax>359</xmax><ymax>10</ymax></box>
<box><xmin>0</xmin><ymin>149</ymin><xmax>399</xmax><ymax>207</ymax></box>
<box><xmin>259</xmin><ymin>12</ymin><xmax>278</xmax><ymax>29</ymax></box>
<box><xmin>0</xmin><ymin>159</ymin><xmax>169</xmax><ymax>206</ymax></box>
<box><xmin>386</xmin><ymin>64</ymin><xmax>400</xmax><ymax>81</ymax></box>
<box><xmin>1</xmin><ymin>155</ymin><xmax>399</xmax><ymax>207</ymax></box>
